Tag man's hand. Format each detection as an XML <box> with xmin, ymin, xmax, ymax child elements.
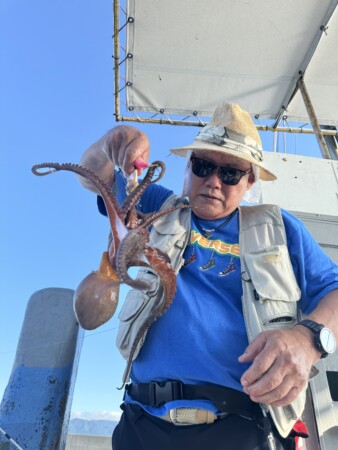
<box><xmin>239</xmin><ymin>328</ymin><xmax>320</xmax><ymax>407</ymax></box>
<box><xmin>78</xmin><ymin>125</ymin><xmax>150</xmax><ymax>193</ymax></box>
<box><xmin>108</xmin><ymin>126</ymin><xmax>150</xmax><ymax>177</ymax></box>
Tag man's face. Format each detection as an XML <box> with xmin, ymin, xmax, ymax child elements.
<box><xmin>187</xmin><ymin>151</ymin><xmax>255</xmax><ymax>220</ymax></box>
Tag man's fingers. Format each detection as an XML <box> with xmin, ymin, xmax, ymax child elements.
<box><xmin>268</xmin><ymin>386</ymin><xmax>301</xmax><ymax>408</ymax></box>
<box><xmin>247</xmin><ymin>374</ymin><xmax>303</xmax><ymax>407</ymax></box>
<box><xmin>121</xmin><ymin>133</ymin><xmax>150</xmax><ymax>174</ymax></box>
<box><xmin>240</xmin><ymin>329</ymin><xmax>312</xmax><ymax>407</ymax></box>
<box><xmin>238</xmin><ymin>333</ymin><xmax>267</xmax><ymax>363</ymax></box>
<box><xmin>239</xmin><ymin>333</ymin><xmax>277</xmax><ymax>387</ymax></box>
<box><xmin>243</xmin><ymin>363</ymin><xmax>286</xmax><ymax>399</ymax></box>
<box><xmin>240</xmin><ymin>351</ymin><xmax>277</xmax><ymax>388</ymax></box>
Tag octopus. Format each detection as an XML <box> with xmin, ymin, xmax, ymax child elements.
<box><xmin>32</xmin><ymin>161</ymin><xmax>186</xmax><ymax>385</ymax></box>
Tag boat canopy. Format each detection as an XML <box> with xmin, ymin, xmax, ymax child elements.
<box><xmin>114</xmin><ymin>0</ymin><xmax>338</xmax><ymax>127</ymax></box>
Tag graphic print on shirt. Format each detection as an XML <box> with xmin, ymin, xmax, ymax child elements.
<box><xmin>183</xmin><ymin>229</ymin><xmax>240</xmax><ymax>276</ymax></box>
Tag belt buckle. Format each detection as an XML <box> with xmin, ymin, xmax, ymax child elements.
<box><xmin>150</xmin><ymin>381</ymin><xmax>184</xmax><ymax>407</ymax></box>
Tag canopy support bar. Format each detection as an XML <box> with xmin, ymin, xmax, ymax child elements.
<box><xmin>113</xmin><ymin>0</ymin><xmax>121</xmax><ymax>121</ymax></box>
<box><xmin>297</xmin><ymin>76</ymin><xmax>331</xmax><ymax>159</ymax></box>
<box><xmin>115</xmin><ymin>115</ymin><xmax>338</xmax><ymax>137</ymax></box>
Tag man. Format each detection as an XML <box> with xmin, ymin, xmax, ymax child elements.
<box><xmin>79</xmin><ymin>102</ymin><xmax>338</xmax><ymax>450</ymax></box>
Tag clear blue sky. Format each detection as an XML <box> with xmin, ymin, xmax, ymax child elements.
<box><xmin>0</xmin><ymin>0</ymin><xmax>322</xmax><ymax>421</ymax></box>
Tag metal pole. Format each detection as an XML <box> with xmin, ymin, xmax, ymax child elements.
<box><xmin>273</xmin><ymin>130</ymin><xmax>277</xmax><ymax>152</ymax></box>
<box><xmin>115</xmin><ymin>115</ymin><xmax>338</xmax><ymax>136</ymax></box>
<box><xmin>0</xmin><ymin>427</ymin><xmax>24</xmax><ymax>450</ymax></box>
<box><xmin>256</xmin><ymin>125</ymin><xmax>337</xmax><ymax>136</ymax></box>
<box><xmin>0</xmin><ymin>288</ymin><xmax>84</xmax><ymax>450</ymax></box>
<box><xmin>321</xmin><ymin>125</ymin><xmax>338</xmax><ymax>160</ymax></box>
<box><xmin>113</xmin><ymin>0</ymin><xmax>121</xmax><ymax>121</ymax></box>
<box><xmin>297</xmin><ymin>76</ymin><xmax>331</xmax><ymax>159</ymax></box>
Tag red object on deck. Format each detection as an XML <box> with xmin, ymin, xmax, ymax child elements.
<box><xmin>292</xmin><ymin>420</ymin><xmax>309</xmax><ymax>449</ymax></box>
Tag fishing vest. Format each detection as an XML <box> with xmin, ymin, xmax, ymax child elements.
<box><xmin>116</xmin><ymin>194</ymin><xmax>311</xmax><ymax>437</ymax></box>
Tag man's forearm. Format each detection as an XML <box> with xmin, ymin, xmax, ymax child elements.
<box><xmin>78</xmin><ymin>129</ymin><xmax>117</xmax><ymax>193</ymax></box>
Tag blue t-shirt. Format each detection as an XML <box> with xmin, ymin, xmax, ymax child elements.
<box><xmin>100</xmin><ymin>171</ymin><xmax>338</xmax><ymax>416</ymax></box>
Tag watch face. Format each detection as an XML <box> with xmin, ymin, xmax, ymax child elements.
<box><xmin>320</xmin><ymin>327</ymin><xmax>336</xmax><ymax>354</ymax></box>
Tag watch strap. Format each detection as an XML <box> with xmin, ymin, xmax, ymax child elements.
<box><xmin>298</xmin><ymin>319</ymin><xmax>323</xmax><ymax>334</ymax></box>
<box><xmin>297</xmin><ymin>319</ymin><xmax>327</xmax><ymax>358</ymax></box>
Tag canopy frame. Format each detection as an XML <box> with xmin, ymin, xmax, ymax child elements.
<box><xmin>112</xmin><ymin>0</ymin><xmax>338</xmax><ymax>161</ymax></box>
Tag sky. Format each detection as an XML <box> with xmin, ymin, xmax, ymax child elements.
<box><xmin>0</xmin><ymin>0</ymin><xmax>324</xmax><ymax>423</ymax></box>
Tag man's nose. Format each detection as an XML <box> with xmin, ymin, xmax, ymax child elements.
<box><xmin>205</xmin><ymin>170</ymin><xmax>222</xmax><ymax>188</ymax></box>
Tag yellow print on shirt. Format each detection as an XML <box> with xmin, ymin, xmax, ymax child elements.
<box><xmin>190</xmin><ymin>230</ymin><xmax>240</xmax><ymax>257</ymax></box>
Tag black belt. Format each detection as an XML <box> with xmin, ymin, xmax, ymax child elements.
<box><xmin>125</xmin><ymin>381</ymin><xmax>262</xmax><ymax>419</ymax></box>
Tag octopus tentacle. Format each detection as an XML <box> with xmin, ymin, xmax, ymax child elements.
<box><xmin>32</xmin><ymin>159</ymin><xmax>189</xmax><ymax>370</ymax></box>
<box><xmin>32</xmin><ymin>163</ymin><xmax>126</xmax><ymax>246</ymax></box>
<box><xmin>32</xmin><ymin>163</ymin><xmax>119</xmax><ymax>209</ymax></box>
<box><xmin>114</xmin><ymin>204</ymin><xmax>189</xmax><ymax>288</ymax></box>
<box><xmin>141</xmin><ymin>204</ymin><xmax>189</xmax><ymax>229</ymax></box>
<box><xmin>114</xmin><ymin>228</ymin><xmax>152</xmax><ymax>290</ymax></box>
<box><xmin>120</xmin><ymin>161</ymin><xmax>165</xmax><ymax>218</ymax></box>
<box><xmin>120</xmin><ymin>165</ymin><xmax>159</xmax><ymax>230</ymax></box>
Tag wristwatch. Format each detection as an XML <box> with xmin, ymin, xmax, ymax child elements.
<box><xmin>297</xmin><ymin>319</ymin><xmax>336</xmax><ymax>358</ymax></box>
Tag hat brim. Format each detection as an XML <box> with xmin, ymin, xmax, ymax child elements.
<box><xmin>170</xmin><ymin>140</ymin><xmax>277</xmax><ymax>181</ymax></box>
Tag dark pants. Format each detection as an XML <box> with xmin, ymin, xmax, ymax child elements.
<box><xmin>112</xmin><ymin>404</ymin><xmax>294</xmax><ymax>450</ymax></box>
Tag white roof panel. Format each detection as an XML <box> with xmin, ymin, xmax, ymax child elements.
<box><xmin>123</xmin><ymin>0</ymin><xmax>338</xmax><ymax>124</ymax></box>
<box><xmin>287</xmin><ymin>7</ymin><xmax>338</xmax><ymax>125</ymax></box>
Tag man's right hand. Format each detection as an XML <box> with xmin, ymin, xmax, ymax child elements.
<box><xmin>108</xmin><ymin>125</ymin><xmax>150</xmax><ymax>177</ymax></box>
<box><xmin>78</xmin><ymin>125</ymin><xmax>150</xmax><ymax>193</ymax></box>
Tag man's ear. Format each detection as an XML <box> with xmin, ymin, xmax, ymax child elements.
<box><xmin>182</xmin><ymin>163</ymin><xmax>192</xmax><ymax>197</ymax></box>
<box><xmin>246</xmin><ymin>172</ymin><xmax>255</xmax><ymax>190</ymax></box>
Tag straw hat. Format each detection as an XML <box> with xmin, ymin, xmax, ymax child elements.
<box><xmin>171</xmin><ymin>102</ymin><xmax>277</xmax><ymax>181</ymax></box>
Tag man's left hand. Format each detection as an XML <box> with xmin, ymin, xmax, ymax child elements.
<box><xmin>239</xmin><ymin>328</ymin><xmax>320</xmax><ymax>407</ymax></box>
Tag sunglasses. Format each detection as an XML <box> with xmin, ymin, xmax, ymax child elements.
<box><xmin>190</xmin><ymin>156</ymin><xmax>252</xmax><ymax>186</ymax></box>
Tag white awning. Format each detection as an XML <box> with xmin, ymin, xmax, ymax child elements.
<box><xmin>120</xmin><ymin>0</ymin><xmax>338</xmax><ymax>125</ymax></box>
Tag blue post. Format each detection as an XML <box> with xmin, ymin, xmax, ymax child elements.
<box><xmin>0</xmin><ymin>288</ymin><xmax>84</xmax><ymax>449</ymax></box>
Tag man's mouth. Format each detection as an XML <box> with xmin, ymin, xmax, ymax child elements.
<box><xmin>201</xmin><ymin>193</ymin><xmax>221</xmax><ymax>201</ymax></box>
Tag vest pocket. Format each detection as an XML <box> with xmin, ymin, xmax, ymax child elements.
<box><xmin>243</xmin><ymin>245</ymin><xmax>301</xmax><ymax>327</ymax></box>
